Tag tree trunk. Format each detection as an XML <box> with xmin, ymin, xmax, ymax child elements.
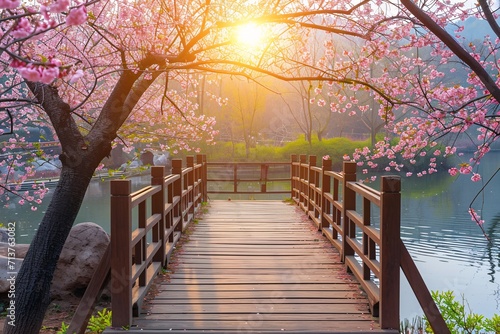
<box><xmin>4</xmin><ymin>165</ymin><xmax>95</xmax><ymax>334</ymax></box>
<box><xmin>306</xmin><ymin>131</ymin><xmax>312</xmax><ymax>145</ymax></box>
<box><xmin>317</xmin><ymin>130</ymin><xmax>323</xmax><ymax>142</ymax></box>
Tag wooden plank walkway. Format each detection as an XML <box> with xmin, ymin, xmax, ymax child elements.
<box><xmin>106</xmin><ymin>201</ymin><xmax>395</xmax><ymax>333</ymax></box>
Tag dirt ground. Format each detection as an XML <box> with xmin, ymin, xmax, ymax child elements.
<box><xmin>0</xmin><ymin>296</ymin><xmax>111</xmax><ymax>334</ymax></box>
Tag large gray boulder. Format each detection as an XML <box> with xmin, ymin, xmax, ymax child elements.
<box><xmin>51</xmin><ymin>222</ymin><xmax>110</xmax><ymax>299</ymax></box>
<box><xmin>0</xmin><ymin>223</ymin><xmax>109</xmax><ymax>296</ymax></box>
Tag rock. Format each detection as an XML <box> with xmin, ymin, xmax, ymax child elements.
<box><xmin>0</xmin><ymin>229</ymin><xmax>10</xmax><ymax>243</ymax></box>
<box><xmin>0</xmin><ymin>240</ymin><xmax>28</xmax><ymax>294</ymax></box>
<box><xmin>0</xmin><ymin>256</ymin><xmax>23</xmax><ymax>293</ymax></box>
<box><xmin>0</xmin><ymin>243</ymin><xmax>30</xmax><ymax>259</ymax></box>
<box><xmin>51</xmin><ymin>222</ymin><xmax>109</xmax><ymax>299</ymax></box>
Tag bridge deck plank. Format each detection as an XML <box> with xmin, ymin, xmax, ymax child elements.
<box><xmin>106</xmin><ymin>200</ymin><xmax>395</xmax><ymax>333</ymax></box>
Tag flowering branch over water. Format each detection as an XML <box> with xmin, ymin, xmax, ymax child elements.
<box><xmin>469</xmin><ymin>167</ymin><xmax>500</xmax><ymax>240</ymax></box>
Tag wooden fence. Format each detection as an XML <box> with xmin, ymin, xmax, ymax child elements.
<box><xmin>206</xmin><ymin>161</ymin><xmax>290</xmax><ymax>195</ymax></box>
<box><xmin>292</xmin><ymin>154</ymin><xmax>449</xmax><ymax>333</ymax></box>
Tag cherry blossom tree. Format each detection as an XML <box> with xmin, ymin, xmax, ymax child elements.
<box><xmin>1</xmin><ymin>1</ymin><xmax>221</xmax><ymax>332</ymax></box>
<box><xmin>2</xmin><ymin>0</ymin><xmax>500</xmax><ymax>332</ymax></box>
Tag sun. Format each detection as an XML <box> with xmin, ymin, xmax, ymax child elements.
<box><xmin>235</xmin><ymin>23</ymin><xmax>266</xmax><ymax>47</ymax></box>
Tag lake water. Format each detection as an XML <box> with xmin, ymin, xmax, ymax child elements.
<box><xmin>398</xmin><ymin>152</ymin><xmax>500</xmax><ymax>320</ymax></box>
<box><xmin>1</xmin><ymin>152</ymin><xmax>499</xmax><ymax>321</ymax></box>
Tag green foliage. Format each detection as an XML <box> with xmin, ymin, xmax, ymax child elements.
<box><xmin>484</xmin><ymin>314</ymin><xmax>500</xmax><ymax>333</ymax></box>
<box><xmin>427</xmin><ymin>290</ymin><xmax>483</xmax><ymax>334</ymax></box>
<box><xmin>253</xmin><ymin>144</ymin><xmax>283</xmax><ymax>162</ymax></box>
<box><xmin>87</xmin><ymin>308</ymin><xmax>112</xmax><ymax>334</ymax></box>
<box><xmin>281</xmin><ymin>137</ymin><xmax>370</xmax><ymax>168</ymax></box>
<box><xmin>57</xmin><ymin>308</ymin><xmax>112</xmax><ymax>334</ymax></box>
<box><xmin>181</xmin><ymin>135</ymin><xmax>454</xmax><ymax>172</ymax></box>
<box><xmin>203</xmin><ymin>136</ymin><xmax>370</xmax><ymax>167</ymax></box>
<box><xmin>402</xmin><ymin>291</ymin><xmax>500</xmax><ymax>334</ymax></box>
<box><xmin>56</xmin><ymin>321</ymin><xmax>69</xmax><ymax>334</ymax></box>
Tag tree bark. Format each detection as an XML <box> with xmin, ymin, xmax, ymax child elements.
<box><xmin>3</xmin><ymin>164</ymin><xmax>96</xmax><ymax>334</ymax></box>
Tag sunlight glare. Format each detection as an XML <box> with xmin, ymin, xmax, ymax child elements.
<box><xmin>235</xmin><ymin>23</ymin><xmax>265</xmax><ymax>47</ymax></box>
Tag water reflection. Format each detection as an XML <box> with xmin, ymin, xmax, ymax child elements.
<box><xmin>399</xmin><ymin>152</ymin><xmax>500</xmax><ymax>319</ymax></box>
<box><xmin>1</xmin><ymin>174</ymin><xmax>151</xmax><ymax>244</ymax></box>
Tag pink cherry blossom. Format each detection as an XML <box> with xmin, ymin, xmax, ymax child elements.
<box><xmin>40</xmin><ymin>66</ymin><xmax>60</xmax><ymax>84</ymax></box>
<box><xmin>459</xmin><ymin>164</ymin><xmax>472</xmax><ymax>174</ymax></box>
<box><xmin>11</xmin><ymin>18</ymin><xmax>35</xmax><ymax>39</ymax></box>
<box><xmin>471</xmin><ymin>173</ymin><xmax>481</xmax><ymax>182</ymax></box>
<box><xmin>0</xmin><ymin>0</ymin><xmax>20</xmax><ymax>9</ymax></box>
<box><xmin>17</xmin><ymin>66</ymin><xmax>42</xmax><ymax>82</ymax></box>
<box><xmin>468</xmin><ymin>208</ymin><xmax>484</xmax><ymax>226</ymax></box>
<box><xmin>66</xmin><ymin>5</ymin><xmax>87</xmax><ymax>26</ymax></box>
<box><xmin>49</xmin><ymin>0</ymin><xmax>70</xmax><ymax>13</ymax></box>
<box><xmin>69</xmin><ymin>69</ymin><xmax>84</xmax><ymax>83</ymax></box>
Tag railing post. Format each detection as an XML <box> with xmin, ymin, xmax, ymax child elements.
<box><xmin>110</xmin><ymin>179</ymin><xmax>132</xmax><ymax>328</ymax></box>
<box><xmin>196</xmin><ymin>154</ymin><xmax>205</xmax><ymax>203</ymax></box>
<box><xmin>260</xmin><ymin>164</ymin><xmax>268</xmax><ymax>193</ymax></box>
<box><xmin>291</xmin><ymin>155</ymin><xmax>298</xmax><ymax>200</ymax></box>
<box><xmin>308</xmin><ymin>156</ymin><xmax>316</xmax><ymax>214</ymax></box>
<box><xmin>202</xmin><ymin>154</ymin><xmax>208</xmax><ymax>202</ymax></box>
<box><xmin>299</xmin><ymin>154</ymin><xmax>307</xmax><ymax>209</ymax></box>
<box><xmin>172</xmin><ymin>159</ymin><xmax>183</xmax><ymax>229</ymax></box>
<box><xmin>342</xmin><ymin>161</ymin><xmax>356</xmax><ymax>262</ymax></box>
<box><xmin>187</xmin><ymin>156</ymin><xmax>195</xmax><ymax>216</ymax></box>
<box><xmin>233</xmin><ymin>164</ymin><xmax>238</xmax><ymax>193</ymax></box>
<box><xmin>321</xmin><ymin>158</ymin><xmax>332</xmax><ymax>231</ymax></box>
<box><xmin>151</xmin><ymin>166</ymin><xmax>166</xmax><ymax>266</ymax></box>
<box><xmin>379</xmin><ymin>176</ymin><xmax>401</xmax><ymax>330</ymax></box>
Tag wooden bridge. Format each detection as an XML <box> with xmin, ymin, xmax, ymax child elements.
<box><xmin>66</xmin><ymin>155</ymin><xmax>450</xmax><ymax>334</ymax></box>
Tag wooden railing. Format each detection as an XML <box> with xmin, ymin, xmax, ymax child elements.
<box><xmin>67</xmin><ymin>155</ymin><xmax>207</xmax><ymax>333</ymax></box>
<box><xmin>292</xmin><ymin>154</ymin><xmax>449</xmax><ymax>333</ymax></box>
<box><xmin>109</xmin><ymin>155</ymin><xmax>206</xmax><ymax>327</ymax></box>
<box><xmin>206</xmin><ymin>162</ymin><xmax>290</xmax><ymax>195</ymax></box>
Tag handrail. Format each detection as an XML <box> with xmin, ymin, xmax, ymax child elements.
<box><xmin>67</xmin><ymin>155</ymin><xmax>208</xmax><ymax>333</ymax></box>
<box><xmin>206</xmin><ymin>161</ymin><xmax>290</xmax><ymax>195</ymax></box>
<box><xmin>291</xmin><ymin>154</ymin><xmax>449</xmax><ymax>333</ymax></box>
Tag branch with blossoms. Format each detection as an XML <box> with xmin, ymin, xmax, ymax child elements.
<box><xmin>400</xmin><ymin>0</ymin><xmax>500</xmax><ymax>103</ymax></box>
<box><xmin>0</xmin><ymin>107</ymin><xmax>13</xmax><ymax>135</ymax></box>
<box><xmin>468</xmin><ymin>167</ymin><xmax>500</xmax><ymax>240</ymax></box>
<box><xmin>1</xmin><ymin>0</ymin><xmax>90</xmax><ymax>84</ymax></box>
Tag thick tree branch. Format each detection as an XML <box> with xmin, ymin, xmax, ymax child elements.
<box><xmin>478</xmin><ymin>0</ymin><xmax>500</xmax><ymax>40</ymax></box>
<box><xmin>25</xmin><ymin>82</ymin><xmax>85</xmax><ymax>166</ymax></box>
<box><xmin>188</xmin><ymin>59</ymin><xmax>396</xmax><ymax>104</ymax></box>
